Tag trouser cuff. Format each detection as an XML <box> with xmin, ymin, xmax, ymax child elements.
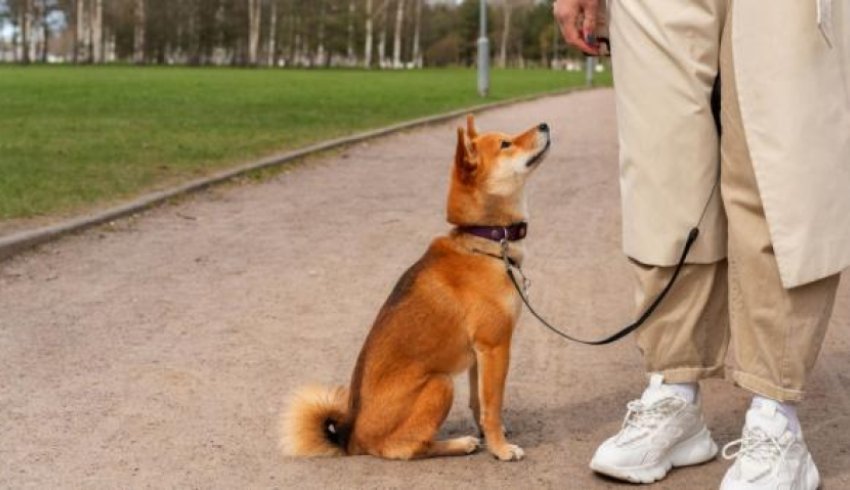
<box><xmin>730</xmin><ymin>370</ymin><xmax>805</xmax><ymax>402</ymax></box>
<box><xmin>649</xmin><ymin>365</ymin><xmax>725</xmax><ymax>384</ymax></box>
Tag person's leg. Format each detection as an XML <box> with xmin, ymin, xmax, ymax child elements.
<box><xmin>612</xmin><ymin>0</ymin><xmax>732</xmax><ymax>387</ymax></box>
<box><xmin>718</xmin><ymin>5</ymin><xmax>840</xmax><ymax>489</ymax></box>
<box><xmin>718</xmin><ymin>0</ymin><xmax>840</xmax><ymax>408</ymax></box>
<box><xmin>633</xmin><ymin>260</ymin><xmax>730</xmax><ymax>386</ymax></box>
<box><xmin>590</xmin><ymin>0</ymin><xmax>729</xmax><ymax>482</ymax></box>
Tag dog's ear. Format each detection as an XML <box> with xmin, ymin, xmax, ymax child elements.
<box><xmin>466</xmin><ymin>114</ymin><xmax>478</xmax><ymax>140</ymax></box>
<box><xmin>455</xmin><ymin>127</ymin><xmax>478</xmax><ymax>179</ymax></box>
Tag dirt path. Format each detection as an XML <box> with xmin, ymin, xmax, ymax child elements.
<box><xmin>1</xmin><ymin>89</ymin><xmax>848</xmax><ymax>489</ymax></box>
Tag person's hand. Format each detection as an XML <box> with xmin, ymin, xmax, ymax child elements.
<box><xmin>553</xmin><ymin>0</ymin><xmax>600</xmax><ymax>55</ymax></box>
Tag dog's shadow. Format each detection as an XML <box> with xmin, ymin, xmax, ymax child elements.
<box><xmin>439</xmin><ymin>388</ymin><xmax>634</xmax><ymax>450</ymax></box>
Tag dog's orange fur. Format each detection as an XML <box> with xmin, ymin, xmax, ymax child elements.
<box><xmin>282</xmin><ymin>115</ymin><xmax>550</xmax><ymax>461</ymax></box>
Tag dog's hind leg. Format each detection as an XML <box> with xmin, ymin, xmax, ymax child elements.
<box><xmin>378</xmin><ymin>375</ymin><xmax>479</xmax><ymax>459</ymax></box>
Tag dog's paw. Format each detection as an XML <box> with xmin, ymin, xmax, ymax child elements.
<box><xmin>490</xmin><ymin>443</ymin><xmax>525</xmax><ymax>462</ymax></box>
<box><xmin>459</xmin><ymin>436</ymin><xmax>482</xmax><ymax>454</ymax></box>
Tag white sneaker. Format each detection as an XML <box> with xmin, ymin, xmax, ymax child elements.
<box><xmin>720</xmin><ymin>403</ymin><xmax>820</xmax><ymax>490</ymax></box>
<box><xmin>590</xmin><ymin>374</ymin><xmax>719</xmax><ymax>483</ymax></box>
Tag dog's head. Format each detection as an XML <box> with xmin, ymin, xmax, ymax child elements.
<box><xmin>447</xmin><ymin>114</ymin><xmax>550</xmax><ymax>226</ymax></box>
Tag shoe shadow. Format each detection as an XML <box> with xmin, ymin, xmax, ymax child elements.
<box><xmin>798</xmin><ymin>369</ymin><xmax>850</xmax><ymax>483</ymax></box>
<box><xmin>498</xmin><ymin>388</ymin><xmax>636</xmax><ymax>448</ymax></box>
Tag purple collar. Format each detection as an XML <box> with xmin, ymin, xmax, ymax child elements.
<box><xmin>458</xmin><ymin>222</ymin><xmax>528</xmax><ymax>242</ymax></box>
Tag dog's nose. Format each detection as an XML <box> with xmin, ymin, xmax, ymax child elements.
<box><xmin>538</xmin><ymin>123</ymin><xmax>550</xmax><ymax>133</ymax></box>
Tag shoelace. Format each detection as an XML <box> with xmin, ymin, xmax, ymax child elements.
<box><xmin>722</xmin><ymin>428</ymin><xmax>787</xmax><ymax>481</ymax></box>
<box><xmin>617</xmin><ymin>399</ymin><xmax>679</xmax><ymax>443</ymax></box>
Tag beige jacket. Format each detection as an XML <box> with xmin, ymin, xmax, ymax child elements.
<box><xmin>732</xmin><ymin>0</ymin><xmax>850</xmax><ymax>287</ymax></box>
<box><xmin>618</xmin><ymin>0</ymin><xmax>850</xmax><ymax>288</ymax></box>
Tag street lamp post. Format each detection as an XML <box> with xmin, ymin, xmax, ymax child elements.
<box><xmin>477</xmin><ymin>0</ymin><xmax>490</xmax><ymax>97</ymax></box>
<box><xmin>585</xmin><ymin>55</ymin><xmax>596</xmax><ymax>87</ymax></box>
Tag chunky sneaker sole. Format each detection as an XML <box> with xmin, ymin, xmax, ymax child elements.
<box><xmin>590</xmin><ymin>427</ymin><xmax>719</xmax><ymax>484</ymax></box>
<box><xmin>804</xmin><ymin>453</ymin><xmax>820</xmax><ymax>490</ymax></box>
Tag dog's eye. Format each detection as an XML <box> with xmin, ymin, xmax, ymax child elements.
<box><xmin>500</xmin><ymin>140</ymin><xmax>512</xmax><ymax>150</ymax></box>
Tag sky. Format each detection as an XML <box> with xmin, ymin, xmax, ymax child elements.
<box><xmin>0</xmin><ymin>9</ymin><xmax>65</xmax><ymax>44</ymax></box>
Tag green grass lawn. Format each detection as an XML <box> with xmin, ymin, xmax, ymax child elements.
<box><xmin>0</xmin><ymin>65</ymin><xmax>610</xmax><ymax>221</ymax></box>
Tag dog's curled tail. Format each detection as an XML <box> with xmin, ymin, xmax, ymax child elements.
<box><xmin>281</xmin><ymin>385</ymin><xmax>350</xmax><ymax>457</ymax></box>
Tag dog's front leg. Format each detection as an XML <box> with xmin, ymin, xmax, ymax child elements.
<box><xmin>470</xmin><ymin>358</ymin><xmax>511</xmax><ymax>438</ymax></box>
<box><xmin>474</xmin><ymin>344</ymin><xmax>524</xmax><ymax>461</ymax></box>
<box><xmin>468</xmin><ymin>358</ymin><xmax>482</xmax><ymax>434</ymax></box>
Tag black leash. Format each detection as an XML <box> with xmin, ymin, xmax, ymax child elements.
<box><xmin>500</xmin><ymin>228</ymin><xmax>699</xmax><ymax>345</ymax></box>
<box><xmin>497</xmin><ymin>77</ymin><xmax>723</xmax><ymax>345</ymax></box>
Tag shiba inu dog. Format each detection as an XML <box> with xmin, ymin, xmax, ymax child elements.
<box><xmin>282</xmin><ymin>115</ymin><xmax>550</xmax><ymax>461</ymax></box>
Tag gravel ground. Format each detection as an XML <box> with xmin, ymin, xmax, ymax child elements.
<box><xmin>1</xmin><ymin>89</ymin><xmax>848</xmax><ymax>489</ymax></box>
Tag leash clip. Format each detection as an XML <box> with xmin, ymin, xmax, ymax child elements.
<box><xmin>499</xmin><ymin>238</ymin><xmax>510</xmax><ymax>269</ymax></box>
<box><xmin>500</xmin><ymin>237</ymin><xmax>531</xmax><ymax>295</ymax></box>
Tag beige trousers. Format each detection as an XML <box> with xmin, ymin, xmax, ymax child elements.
<box><xmin>613</xmin><ymin>0</ymin><xmax>841</xmax><ymax>402</ymax></box>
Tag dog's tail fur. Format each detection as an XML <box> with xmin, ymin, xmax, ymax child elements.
<box><xmin>281</xmin><ymin>385</ymin><xmax>351</xmax><ymax>457</ymax></box>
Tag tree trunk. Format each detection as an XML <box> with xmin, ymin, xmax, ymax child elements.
<box><xmin>188</xmin><ymin>1</ymin><xmax>200</xmax><ymax>65</ymax></box>
<box><xmin>287</xmin><ymin>11</ymin><xmax>297</xmax><ymax>65</ymax></box>
<box><xmin>267</xmin><ymin>0</ymin><xmax>277</xmax><ymax>66</ymax></box>
<box><xmin>551</xmin><ymin>16</ymin><xmax>559</xmax><ymax>68</ymax></box>
<box><xmin>84</xmin><ymin>0</ymin><xmax>93</xmax><ymax>63</ymax></box>
<box><xmin>40</xmin><ymin>0</ymin><xmax>49</xmax><ymax>63</ymax></box>
<box><xmin>377</xmin><ymin>13</ymin><xmax>386</xmax><ymax>67</ymax></box>
<box><xmin>376</xmin><ymin>0</ymin><xmax>390</xmax><ymax>67</ymax></box>
<box><xmin>316</xmin><ymin>0</ymin><xmax>326</xmax><ymax>66</ymax></box>
<box><xmin>346</xmin><ymin>0</ymin><xmax>355</xmax><ymax>65</ymax></box>
<box><xmin>499</xmin><ymin>1</ymin><xmax>511</xmax><ymax>68</ymax></box>
<box><xmin>214</xmin><ymin>0</ymin><xmax>226</xmax><ymax>65</ymax></box>
<box><xmin>391</xmin><ymin>0</ymin><xmax>405</xmax><ymax>68</ymax></box>
<box><xmin>363</xmin><ymin>0</ymin><xmax>373</xmax><ymax>67</ymax></box>
<box><xmin>411</xmin><ymin>0</ymin><xmax>422</xmax><ymax>68</ymax></box>
<box><xmin>71</xmin><ymin>0</ymin><xmax>78</xmax><ymax>63</ymax></box>
<box><xmin>293</xmin><ymin>15</ymin><xmax>302</xmax><ymax>66</ymax></box>
<box><xmin>20</xmin><ymin>0</ymin><xmax>32</xmax><ymax>64</ymax></box>
<box><xmin>91</xmin><ymin>0</ymin><xmax>102</xmax><ymax>63</ymax></box>
<box><xmin>74</xmin><ymin>0</ymin><xmax>84</xmax><ymax>63</ymax></box>
<box><xmin>248</xmin><ymin>0</ymin><xmax>261</xmax><ymax>65</ymax></box>
<box><xmin>105</xmin><ymin>29</ymin><xmax>114</xmax><ymax>62</ymax></box>
<box><xmin>12</xmin><ymin>19</ymin><xmax>20</xmax><ymax>62</ymax></box>
<box><xmin>9</xmin><ymin>17</ymin><xmax>18</xmax><ymax>62</ymax></box>
<box><xmin>133</xmin><ymin>0</ymin><xmax>145</xmax><ymax>63</ymax></box>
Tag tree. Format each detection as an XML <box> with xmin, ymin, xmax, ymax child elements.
<box><xmin>133</xmin><ymin>0</ymin><xmax>144</xmax><ymax>63</ymax></box>
<box><xmin>288</xmin><ymin>3</ymin><xmax>302</xmax><ymax>66</ymax></box>
<box><xmin>91</xmin><ymin>0</ymin><xmax>102</xmax><ymax>62</ymax></box>
<box><xmin>0</xmin><ymin>0</ymin><xmax>583</xmax><ymax>69</ymax></box>
<box><xmin>315</xmin><ymin>0</ymin><xmax>326</xmax><ymax>66</ymax></box>
<box><xmin>344</xmin><ymin>0</ymin><xmax>354</xmax><ymax>65</ymax></box>
<box><xmin>247</xmin><ymin>0</ymin><xmax>260</xmax><ymax>65</ymax></box>
<box><xmin>363</xmin><ymin>0</ymin><xmax>373</xmax><ymax>67</ymax></box>
<box><xmin>391</xmin><ymin>0</ymin><xmax>404</xmax><ymax>68</ymax></box>
<box><xmin>20</xmin><ymin>0</ymin><xmax>31</xmax><ymax>63</ymax></box>
<box><xmin>74</xmin><ymin>0</ymin><xmax>84</xmax><ymax>62</ymax></box>
<box><xmin>498</xmin><ymin>0</ymin><xmax>511</xmax><ymax>68</ymax></box>
<box><xmin>376</xmin><ymin>0</ymin><xmax>388</xmax><ymax>67</ymax></box>
<box><xmin>267</xmin><ymin>0</ymin><xmax>277</xmax><ymax>66</ymax></box>
<box><xmin>518</xmin><ymin>2</ymin><xmax>558</xmax><ymax>67</ymax></box>
<box><xmin>36</xmin><ymin>0</ymin><xmax>47</xmax><ymax>62</ymax></box>
<box><xmin>411</xmin><ymin>0</ymin><xmax>421</xmax><ymax>68</ymax></box>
